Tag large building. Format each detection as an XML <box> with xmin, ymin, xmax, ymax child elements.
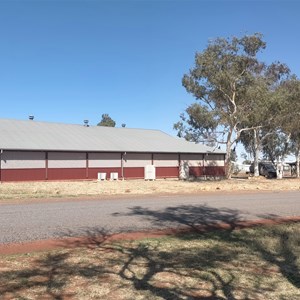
<box><xmin>0</xmin><ymin>119</ymin><xmax>226</xmax><ymax>182</ymax></box>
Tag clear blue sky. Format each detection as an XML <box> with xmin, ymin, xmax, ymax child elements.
<box><xmin>0</xmin><ymin>0</ymin><xmax>299</xmax><ymax>137</ymax></box>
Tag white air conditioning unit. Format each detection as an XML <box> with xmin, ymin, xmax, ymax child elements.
<box><xmin>98</xmin><ymin>172</ymin><xmax>106</xmax><ymax>181</ymax></box>
<box><xmin>110</xmin><ymin>172</ymin><xmax>119</xmax><ymax>180</ymax></box>
<box><xmin>145</xmin><ymin>165</ymin><xmax>156</xmax><ymax>180</ymax></box>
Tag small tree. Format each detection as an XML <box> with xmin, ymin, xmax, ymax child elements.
<box><xmin>97</xmin><ymin>114</ymin><xmax>116</xmax><ymax>127</ymax></box>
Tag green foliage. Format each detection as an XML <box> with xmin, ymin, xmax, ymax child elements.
<box><xmin>176</xmin><ymin>33</ymin><xmax>270</xmax><ymax>177</ymax></box>
<box><xmin>173</xmin><ymin>104</ymin><xmax>218</xmax><ymax>144</ymax></box>
<box><xmin>239</xmin><ymin>130</ymin><xmax>256</xmax><ymax>158</ymax></box>
<box><xmin>258</xmin><ymin>77</ymin><xmax>300</xmax><ymax>170</ymax></box>
<box><xmin>281</xmin><ymin>78</ymin><xmax>300</xmax><ymax>144</ymax></box>
<box><xmin>262</xmin><ymin>131</ymin><xmax>291</xmax><ymax>163</ymax></box>
<box><xmin>175</xmin><ymin>32</ymin><xmax>299</xmax><ymax>179</ymax></box>
<box><xmin>97</xmin><ymin>113</ymin><xmax>116</xmax><ymax>127</ymax></box>
<box><xmin>279</xmin><ymin>78</ymin><xmax>300</xmax><ymax>176</ymax></box>
<box><xmin>182</xmin><ymin>34</ymin><xmax>266</xmax><ymax>125</ymax></box>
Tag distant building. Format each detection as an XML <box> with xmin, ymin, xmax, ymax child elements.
<box><xmin>0</xmin><ymin>119</ymin><xmax>225</xmax><ymax>182</ymax></box>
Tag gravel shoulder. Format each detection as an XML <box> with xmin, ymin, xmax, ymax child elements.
<box><xmin>0</xmin><ymin>177</ymin><xmax>300</xmax><ymax>202</ymax></box>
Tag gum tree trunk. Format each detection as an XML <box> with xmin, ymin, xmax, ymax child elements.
<box><xmin>225</xmin><ymin>130</ymin><xmax>233</xmax><ymax>179</ymax></box>
<box><xmin>253</xmin><ymin>129</ymin><xmax>260</xmax><ymax>177</ymax></box>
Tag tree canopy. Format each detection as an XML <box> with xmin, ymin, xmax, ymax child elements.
<box><xmin>175</xmin><ymin>33</ymin><xmax>269</xmax><ymax>177</ymax></box>
<box><xmin>238</xmin><ymin>62</ymin><xmax>290</xmax><ymax>176</ymax></box>
<box><xmin>97</xmin><ymin>114</ymin><xmax>116</xmax><ymax>127</ymax></box>
<box><xmin>175</xmin><ymin>33</ymin><xmax>299</xmax><ymax>178</ymax></box>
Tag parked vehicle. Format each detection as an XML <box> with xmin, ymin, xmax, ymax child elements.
<box><xmin>249</xmin><ymin>162</ymin><xmax>277</xmax><ymax>178</ymax></box>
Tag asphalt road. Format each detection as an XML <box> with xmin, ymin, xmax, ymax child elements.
<box><xmin>0</xmin><ymin>191</ymin><xmax>299</xmax><ymax>244</ymax></box>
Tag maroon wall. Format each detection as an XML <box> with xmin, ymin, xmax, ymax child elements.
<box><xmin>204</xmin><ymin>166</ymin><xmax>226</xmax><ymax>176</ymax></box>
<box><xmin>189</xmin><ymin>166</ymin><xmax>225</xmax><ymax>177</ymax></box>
<box><xmin>123</xmin><ymin>167</ymin><xmax>144</xmax><ymax>179</ymax></box>
<box><xmin>156</xmin><ymin>167</ymin><xmax>179</xmax><ymax>178</ymax></box>
<box><xmin>0</xmin><ymin>151</ymin><xmax>226</xmax><ymax>182</ymax></box>
<box><xmin>189</xmin><ymin>167</ymin><xmax>203</xmax><ymax>177</ymax></box>
<box><xmin>88</xmin><ymin>168</ymin><xmax>122</xmax><ymax>180</ymax></box>
<box><xmin>47</xmin><ymin>168</ymin><xmax>87</xmax><ymax>180</ymax></box>
<box><xmin>0</xmin><ymin>166</ymin><xmax>226</xmax><ymax>182</ymax></box>
<box><xmin>1</xmin><ymin>169</ymin><xmax>46</xmax><ymax>182</ymax></box>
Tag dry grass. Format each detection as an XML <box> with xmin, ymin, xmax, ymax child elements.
<box><xmin>0</xmin><ymin>177</ymin><xmax>300</xmax><ymax>201</ymax></box>
<box><xmin>1</xmin><ymin>223</ymin><xmax>300</xmax><ymax>299</ymax></box>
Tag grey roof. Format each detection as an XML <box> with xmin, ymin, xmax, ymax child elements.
<box><xmin>0</xmin><ymin>119</ymin><xmax>225</xmax><ymax>154</ymax></box>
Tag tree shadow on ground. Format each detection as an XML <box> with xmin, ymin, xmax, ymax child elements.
<box><xmin>1</xmin><ymin>205</ymin><xmax>300</xmax><ymax>299</ymax></box>
<box><xmin>0</xmin><ymin>235</ymin><xmax>235</xmax><ymax>299</ymax></box>
<box><xmin>236</xmin><ymin>222</ymin><xmax>300</xmax><ymax>289</ymax></box>
<box><xmin>112</xmin><ymin>204</ymin><xmax>243</xmax><ymax>233</ymax></box>
<box><xmin>116</xmin><ymin>204</ymin><xmax>300</xmax><ymax>293</ymax></box>
<box><xmin>57</xmin><ymin>224</ymin><xmax>240</xmax><ymax>300</ymax></box>
<box><xmin>0</xmin><ymin>252</ymin><xmax>75</xmax><ymax>300</ymax></box>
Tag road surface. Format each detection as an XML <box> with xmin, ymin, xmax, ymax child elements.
<box><xmin>0</xmin><ymin>191</ymin><xmax>299</xmax><ymax>244</ymax></box>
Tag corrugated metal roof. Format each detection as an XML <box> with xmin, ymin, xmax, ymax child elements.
<box><xmin>0</xmin><ymin>119</ymin><xmax>225</xmax><ymax>154</ymax></box>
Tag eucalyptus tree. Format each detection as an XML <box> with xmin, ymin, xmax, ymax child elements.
<box><xmin>239</xmin><ymin>62</ymin><xmax>290</xmax><ymax>177</ymax></box>
<box><xmin>279</xmin><ymin>77</ymin><xmax>300</xmax><ymax>177</ymax></box>
<box><xmin>257</xmin><ymin>77</ymin><xmax>300</xmax><ymax>178</ymax></box>
<box><xmin>175</xmin><ymin>33</ymin><xmax>268</xmax><ymax>178</ymax></box>
<box><xmin>261</xmin><ymin>131</ymin><xmax>291</xmax><ymax>165</ymax></box>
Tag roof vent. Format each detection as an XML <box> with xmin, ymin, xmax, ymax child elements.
<box><xmin>84</xmin><ymin>120</ymin><xmax>89</xmax><ymax>127</ymax></box>
<box><xmin>29</xmin><ymin>115</ymin><xmax>34</xmax><ymax>120</ymax></box>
